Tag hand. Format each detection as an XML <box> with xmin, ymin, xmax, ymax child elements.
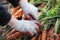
<box><xmin>19</xmin><ymin>0</ymin><xmax>38</xmax><ymax>20</ymax></box>
<box><xmin>11</xmin><ymin>20</ymin><xmax>39</xmax><ymax>36</ymax></box>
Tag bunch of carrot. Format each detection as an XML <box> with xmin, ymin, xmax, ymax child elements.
<box><xmin>38</xmin><ymin>0</ymin><xmax>60</xmax><ymax>40</ymax></box>
<box><xmin>6</xmin><ymin>0</ymin><xmax>60</xmax><ymax>40</ymax></box>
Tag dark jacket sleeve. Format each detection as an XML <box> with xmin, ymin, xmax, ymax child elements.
<box><xmin>7</xmin><ymin>0</ymin><xmax>20</xmax><ymax>7</ymax></box>
<box><xmin>0</xmin><ymin>5</ymin><xmax>11</xmax><ymax>26</ymax></box>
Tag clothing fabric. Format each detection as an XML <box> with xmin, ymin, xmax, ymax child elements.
<box><xmin>7</xmin><ymin>0</ymin><xmax>20</xmax><ymax>7</ymax></box>
<box><xmin>0</xmin><ymin>5</ymin><xmax>11</xmax><ymax>26</ymax></box>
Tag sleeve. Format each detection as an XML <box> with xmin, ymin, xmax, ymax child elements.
<box><xmin>0</xmin><ymin>5</ymin><xmax>11</xmax><ymax>26</ymax></box>
<box><xmin>7</xmin><ymin>0</ymin><xmax>20</xmax><ymax>7</ymax></box>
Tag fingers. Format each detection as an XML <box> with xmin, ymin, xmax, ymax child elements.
<box><xmin>28</xmin><ymin>25</ymin><xmax>38</xmax><ymax>36</ymax></box>
<box><xmin>12</xmin><ymin>20</ymin><xmax>39</xmax><ymax>36</ymax></box>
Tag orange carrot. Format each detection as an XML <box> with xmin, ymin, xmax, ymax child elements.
<box><xmin>13</xmin><ymin>9</ymin><xmax>23</xmax><ymax>18</ymax></box>
<box><xmin>41</xmin><ymin>30</ymin><xmax>46</xmax><ymax>40</ymax></box>
<box><xmin>31</xmin><ymin>29</ymin><xmax>39</xmax><ymax>40</ymax></box>
<box><xmin>6</xmin><ymin>29</ymin><xmax>16</xmax><ymax>37</ymax></box>
<box><xmin>12</xmin><ymin>8</ymin><xmax>26</xmax><ymax>20</ymax></box>
<box><xmin>38</xmin><ymin>35</ymin><xmax>41</xmax><ymax>40</ymax></box>
<box><xmin>31</xmin><ymin>37</ymin><xmax>36</xmax><ymax>40</ymax></box>
<box><xmin>50</xmin><ymin>34</ymin><xmax>60</xmax><ymax>40</ymax></box>
<box><xmin>31</xmin><ymin>29</ymin><xmax>42</xmax><ymax>40</ymax></box>
<box><xmin>40</xmin><ymin>2</ymin><xmax>46</xmax><ymax>8</ymax></box>
<box><xmin>11</xmin><ymin>6</ymin><xmax>19</xmax><ymax>15</ymax></box>
<box><xmin>6</xmin><ymin>32</ymin><xmax>23</xmax><ymax>40</ymax></box>
<box><xmin>58</xmin><ymin>34</ymin><xmax>60</xmax><ymax>40</ymax></box>
<box><xmin>56</xmin><ymin>34</ymin><xmax>59</xmax><ymax>40</ymax></box>
<box><xmin>6</xmin><ymin>8</ymin><xmax>26</xmax><ymax>40</ymax></box>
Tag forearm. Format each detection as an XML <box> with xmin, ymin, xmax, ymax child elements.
<box><xmin>7</xmin><ymin>16</ymin><xmax>15</xmax><ymax>27</ymax></box>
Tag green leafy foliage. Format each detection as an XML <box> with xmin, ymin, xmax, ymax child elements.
<box><xmin>38</xmin><ymin>0</ymin><xmax>60</xmax><ymax>34</ymax></box>
<box><xmin>0</xmin><ymin>37</ymin><xmax>3</xmax><ymax>40</ymax></box>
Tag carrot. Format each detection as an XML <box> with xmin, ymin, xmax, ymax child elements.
<box><xmin>6</xmin><ymin>29</ymin><xmax>17</xmax><ymax>37</ymax></box>
<box><xmin>56</xmin><ymin>34</ymin><xmax>59</xmax><ymax>40</ymax></box>
<box><xmin>41</xmin><ymin>30</ymin><xmax>47</xmax><ymax>40</ymax></box>
<box><xmin>58</xmin><ymin>34</ymin><xmax>60</xmax><ymax>40</ymax></box>
<box><xmin>37</xmin><ymin>30</ymin><xmax>42</xmax><ymax>40</ymax></box>
<box><xmin>31</xmin><ymin>22</ymin><xmax>42</xmax><ymax>40</ymax></box>
<box><xmin>38</xmin><ymin>34</ymin><xmax>41</xmax><ymax>40</ymax></box>
<box><xmin>31</xmin><ymin>29</ymin><xmax>42</xmax><ymax>40</ymax></box>
<box><xmin>6</xmin><ymin>32</ymin><xmax>23</xmax><ymax>40</ymax></box>
<box><xmin>48</xmin><ymin>27</ymin><xmax>59</xmax><ymax>40</ymax></box>
<box><xmin>31</xmin><ymin>29</ymin><xmax>39</xmax><ymax>40</ymax></box>
<box><xmin>13</xmin><ymin>9</ymin><xmax>23</xmax><ymax>18</ymax></box>
<box><xmin>11</xmin><ymin>6</ymin><xmax>19</xmax><ymax>15</ymax></box>
<box><xmin>12</xmin><ymin>8</ymin><xmax>26</xmax><ymax>20</ymax></box>
<box><xmin>31</xmin><ymin>36</ymin><xmax>36</xmax><ymax>40</ymax></box>
<box><xmin>47</xmin><ymin>27</ymin><xmax>54</xmax><ymax>40</ymax></box>
<box><xmin>49</xmin><ymin>33</ymin><xmax>54</xmax><ymax>40</ymax></box>
<box><xmin>49</xmin><ymin>34</ymin><xmax>60</xmax><ymax>40</ymax></box>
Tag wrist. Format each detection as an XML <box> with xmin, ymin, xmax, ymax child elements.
<box><xmin>7</xmin><ymin>16</ymin><xmax>16</xmax><ymax>27</ymax></box>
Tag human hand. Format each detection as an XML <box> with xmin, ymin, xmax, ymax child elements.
<box><xmin>11</xmin><ymin>20</ymin><xmax>39</xmax><ymax>36</ymax></box>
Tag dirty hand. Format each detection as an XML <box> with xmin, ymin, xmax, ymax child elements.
<box><xmin>11</xmin><ymin>20</ymin><xmax>39</xmax><ymax>36</ymax></box>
